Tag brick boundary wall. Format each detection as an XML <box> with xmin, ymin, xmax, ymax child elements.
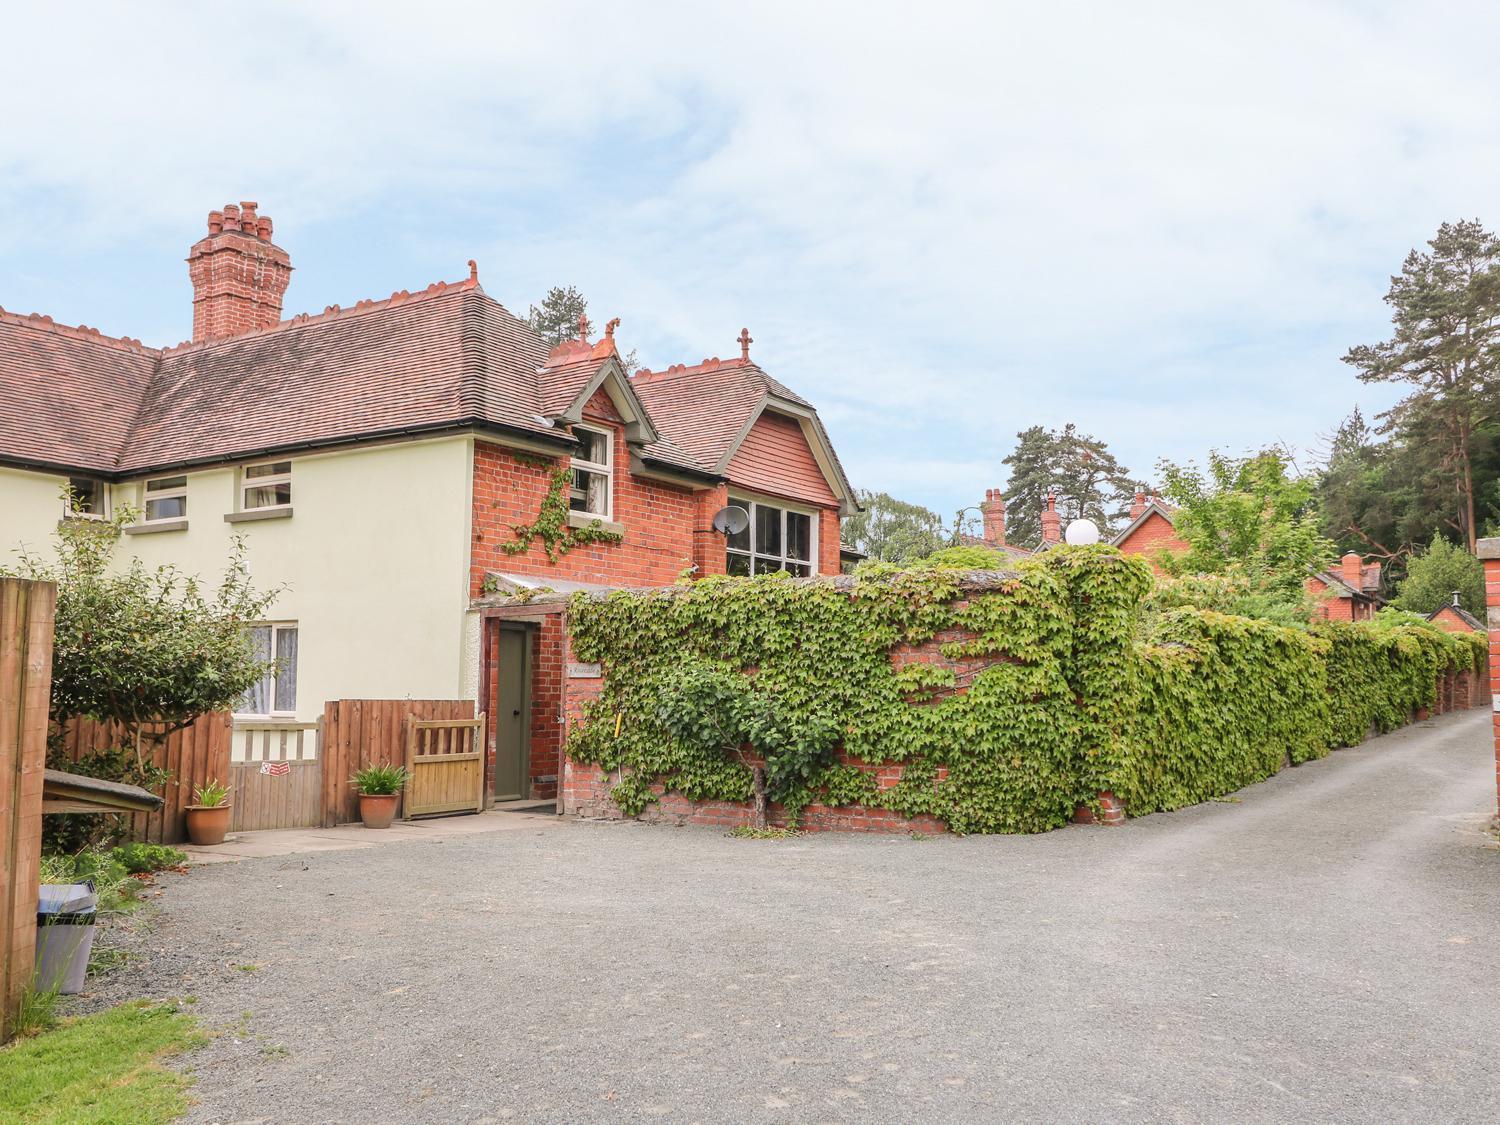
<box><xmin>559</xmin><ymin>620</ymin><xmax>1489</xmax><ymax>835</ymax></box>
<box><xmin>1478</xmin><ymin>537</ymin><xmax>1500</xmax><ymax>823</ymax></box>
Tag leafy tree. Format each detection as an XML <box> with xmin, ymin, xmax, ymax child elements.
<box><xmin>3</xmin><ymin>504</ymin><xmax>279</xmax><ymax>848</ymax></box>
<box><xmin>841</xmin><ymin>490</ymin><xmax>947</xmax><ymax>564</ymax></box>
<box><xmin>655</xmin><ymin>662</ymin><xmax>838</xmax><ymax>830</ymax></box>
<box><xmin>1157</xmin><ymin>448</ymin><xmax>1335</xmax><ymax>603</ymax></box>
<box><xmin>1001</xmin><ymin>424</ymin><xmax>1137</xmax><ymax>546</ymax></box>
<box><xmin>527</xmin><ymin>284</ymin><xmax>639</xmax><ymax>373</ymax></box>
<box><xmin>1343</xmin><ymin>219</ymin><xmax>1500</xmax><ymax>550</ymax></box>
<box><xmin>1392</xmin><ymin>536</ymin><xmax>1485</xmax><ymax>617</ymax></box>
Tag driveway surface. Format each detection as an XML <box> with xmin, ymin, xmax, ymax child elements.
<box><xmin>83</xmin><ymin>709</ymin><xmax>1500</xmax><ymax>1122</ymax></box>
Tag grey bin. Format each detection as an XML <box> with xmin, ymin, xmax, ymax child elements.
<box><xmin>35</xmin><ymin>882</ymin><xmax>99</xmax><ymax>995</ymax></box>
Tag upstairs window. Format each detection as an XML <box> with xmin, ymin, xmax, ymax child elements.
<box><xmin>242</xmin><ymin>460</ymin><xmax>292</xmax><ymax>511</ymax></box>
<box><xmin>66</xmin><ymin>476</ymin><xmax>109</xmax><ymax>519</ymax></box>
<box><xmin>236</xmin><ymin>623</ymin><xmax>298</xmax><ymax>717</ymax></box>
<box><xmin>569</xmin><ymin>426</ymin><xmax>613</xmax><ymax>519</ymax></box>
<box><xmin>143</xmin><ymin>475</ymin><xmax>187</xmax><ymax>522</ymax></box>
<box><xmin>726</xmin><ymin>498</ymin><xmax>815</xmax><ymax>576</ymax></box>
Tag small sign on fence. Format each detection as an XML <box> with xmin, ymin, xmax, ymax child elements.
<box><xmin>259</xmin><ymin>761</ymin><xmax>291</xmax><ymax>776</ymax></box>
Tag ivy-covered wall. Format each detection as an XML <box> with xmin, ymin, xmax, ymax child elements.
<box><xmin>561</xmin><ymin>547</ymin><xmax>1488</xmax><ymax>834</ymax></box>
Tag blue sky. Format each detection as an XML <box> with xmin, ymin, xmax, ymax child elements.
<box><xmin>5</xmin><ymin>1</ymin><xmax>1500</xmax><ymax>519</ymax></box>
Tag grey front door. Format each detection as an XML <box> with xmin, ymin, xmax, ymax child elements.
<box><xmin>494</xmin><ymin>628</ymin><xmax>529</xmax><ymax>800</ymax></box>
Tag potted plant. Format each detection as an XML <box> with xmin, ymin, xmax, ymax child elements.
<box><xmin>185</xmin><ymin>779</ymin><xmax>232</xmax><ymax>845</ymax></box>
<box><xmin>352</xmin><ymin>763</ymin><xmax>409</xmax><ymax>829</ymax></box>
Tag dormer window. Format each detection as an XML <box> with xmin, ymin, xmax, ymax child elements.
<box><xmin>569</xmin><ymin>426</ymin><xmax>612</xmax><ymax>519</ymax></box>
<box><xmin>66</xmin><ymin>476</ymin><xmax>109</xmax><ymax>519</ymax></box>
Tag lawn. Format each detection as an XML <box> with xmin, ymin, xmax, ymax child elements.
<box><xmin>0</xmin><ymin>1001</ymin><xmax>204</xmax><ymax>1123</ymax></box>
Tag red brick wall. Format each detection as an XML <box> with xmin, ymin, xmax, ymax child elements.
<box><xmin>1428</xmin><ymin>606</ymin><xmax>1476</xmax><ymax>633</ymax></box>
<box><xmin>470</xmin><ymin>390</ymin><xmax>702</xmax><ymax>594</ymax></box>
<box><xmin>1114</xmin><ymin>511</ymin><xmax>1188</xmax><ymax>574</ymax></box>
<box><xmin>471</xmin><ymin>390</ymin><xmax>844</xmax><ymax>592</ymax></box>
<box><xmin>1484</xmin><ymin>552</ymin><xmax>1500</xmax><ymax>820</ymax></box>
<box><xmin>1305</xmin><ymin>576</ymin><xmax>1375</xmax><ymax>623</ymax></box>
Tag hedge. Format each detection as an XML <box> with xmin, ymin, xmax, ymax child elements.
<box><xmin>564</xmin><ymin>547</ymin><xmax>1487</xmax><ymax>832</ymax></box>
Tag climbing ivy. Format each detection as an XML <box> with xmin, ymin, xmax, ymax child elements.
<box><xmin>504</xmin><ymin>455</ymin><xmax>623</xmax><ymax>563</ymax></box>
<box><xmin>564</xmin><ymin>547</ymin><xmax>1486</xmax><ymax>833</ymax></box>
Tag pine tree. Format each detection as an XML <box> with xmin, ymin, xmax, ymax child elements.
<box><xmin>1000</xmin><ymin>424</ymin><xmax>1136</xmax><ymax>545</ymax></box>
<box><xmin>1343</xmin><ymin>219</ymin><xmax>1500</xmax><ymax>550</ymax></box>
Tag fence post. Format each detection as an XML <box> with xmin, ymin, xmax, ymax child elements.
<box><xmin>1478</xmin><ymin>538</ymin><xmax>1500</xmax><ymax>824</ymax></box>
<box><xmin>1</xmin><ymin>578</ymin><xmax>57</xmax><ymax>1042</ymax></box>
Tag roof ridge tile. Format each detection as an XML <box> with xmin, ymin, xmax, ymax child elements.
<box><xmin>0</xmin><ymin>306</ymin><xmax>157</xmax><ymax>355</ymax></box>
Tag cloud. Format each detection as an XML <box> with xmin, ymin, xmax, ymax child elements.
<box><xmin>3</xmin><ymin>0</ymin><xmax>1498</xmax><ymax>515</ymax></box>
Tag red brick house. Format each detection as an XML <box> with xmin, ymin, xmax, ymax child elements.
<box><xmin>1111</xmin><ymin>490</ymin><xmax>1189</xmax><ymax>571</ymax></box>
<box><xmin>1305</xmin><ymin>553</ymin><xmax>1383</xmax><ymax>622</ymax></box>
<box><xmin>1426</xmin><ymin>594</ymin><xmax>1482</xmax><ymax>634</ymax></box>
<box><xmin>1</xmin><ymin>200</ymin><xmax>856</xmax><ymax>805</ymax></box>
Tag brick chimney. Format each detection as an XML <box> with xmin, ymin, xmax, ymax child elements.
<box><xmin>1041</xmin><ymin>491</ymin><xmax>1061</xmax><ymax>545</ymax></box>
<box><xmin>980</xmin><ymin>488</ymin><xmax>1007</xmax><ymax>546</ymax></box>
<box><xmin>1340</xmin><ymin>551</ymin><xmax>1363</xmax><ymax>591</ymax></box>
<box><xmin>1129</xmin><ymin>489</ymin><xmax>1146</xmax><ymax>521</ymax></box>
<box><xmin>187</xmin><ymin>201</ymin><xmax>292</xmax><ymax>342</ymax></box>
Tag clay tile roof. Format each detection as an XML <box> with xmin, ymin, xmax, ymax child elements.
<box><xmin>0</xmin><ymin>309</ymin><xmax>160</xmax><ymax>473</ymax></box>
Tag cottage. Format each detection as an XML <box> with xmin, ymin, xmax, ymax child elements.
<box><xmin>1426</xmin><ymin>593</ymin><xmax>1483</xmax><ymax>634</ymax></box>
<box><xmin>0</xmin><ymin>202</ymin><xmax>855</xmax><ymax>803</ymax></box>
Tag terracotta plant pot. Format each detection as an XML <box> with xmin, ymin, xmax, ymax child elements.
<box><xmin>185</xmin><ymin>804</ymin><xmax>231</xmax><ymax>846</ymax></box>
<box><xmin>359</xmin><ymin>793</ymin><xmax>399</xmax><ymax>829</ymax></box>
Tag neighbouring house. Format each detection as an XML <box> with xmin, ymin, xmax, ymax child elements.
<box><xmin>1305</xmin><ymin>552</ymin><xmax>1384</xmax><ymax>622</ymax></box>
<box><xmin>0</xmin><ymin>201</ymin><xmax>856</xmax><ymax>803</ymax></box>
<box><xmin>1111</xmin><ymin>490</ymin><xmax>1189</xmax><ymax>570</ymax></box>
<box><xmin>963</xmin><ymin>488</ymin><xmax>1064</xmax><ymax>555</ymax></box>
<box><xmin>1427</xmin><ymin>593</ymin><xmax>1483</xmax><ymax>634</ymax></box>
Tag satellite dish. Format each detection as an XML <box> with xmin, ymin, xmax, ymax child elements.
<box><xmin>1064</xmin><ymin>518</ymin><xmax>1101</xmax><ymax>546</ymax></box>
<box><xmin>712</xmin><ymin>505</ymin><xmax>750</xmax><ymax>536</ymax></box>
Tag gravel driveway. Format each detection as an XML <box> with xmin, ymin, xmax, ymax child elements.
<box><xmin>75</xmin><ymin>708</ymin><xmax>1500</xmax><ymax>1123</ymax></box>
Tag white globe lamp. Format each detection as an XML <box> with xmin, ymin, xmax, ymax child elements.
<box><xmin>1064</xmin><ymin>518</ymin><xmax>1101</xmax><ymax>546</ymax></box>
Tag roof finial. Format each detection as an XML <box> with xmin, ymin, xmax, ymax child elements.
<box><xmin>577</xmin><ymin>312</ymin><xmax>592</xmax><ymax>343</ymax></box>
<box><xmin>604</xmin><ymin>316</ymin><xmax>620</xmax><ymax>340</ymax></box>
<box><xmin>468</xmin><ymin>259</ymin><xmax>478</xmax><ymax>283</ymax></box>
<box><xmin>738</xmin><ymin>327</ymin><xmax>752</xmax><ymax>361</ymax></box>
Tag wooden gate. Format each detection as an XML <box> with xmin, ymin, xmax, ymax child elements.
<box><xmin>229</xmin><ymin>722</ymin><xmax>321</xmax><ymax>832</ymax></box>
<box><xmin>403</xmin><ymin>714</ymin><xmax>486</xmax><ymax>819</ymax></box>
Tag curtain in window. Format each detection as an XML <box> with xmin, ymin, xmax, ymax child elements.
<box><xmin>274</xmin><ymin>628</ymin><xmax>298</xmax><ymax>712</ymax></box>
<box><xmin>240</xmin><ymin>626</ymin><xmax>272</xmax><ymax>714</ymax></box>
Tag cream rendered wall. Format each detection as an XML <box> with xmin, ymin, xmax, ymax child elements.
<box><xmin>0</xmin><ymin>437</ymin><xmax>476</xmax><ymax>722</ymax></box>
<box><xmin>0</xmin><ymin>466</ymin><xmax>73</xmax><ymax>567</ymax></box>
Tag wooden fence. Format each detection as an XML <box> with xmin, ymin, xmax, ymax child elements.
<box><xmin>229</xmin><ymin>722</ymin><xmax>321</xmax><ymax>832</ymax></box>
<box><xmin>321</xmin><ymin>699</ymin><xmax>475</xmax><ymax>826</ymax></box>
<box><xmin>2</xmin><ymin>578</ymin><xmax>56</xmax><ymax>1041</ymax></box>
<box><xmin>56</xmin><ymin>713</ymin><xmax>231</xmax><ymax>845</ymax></box>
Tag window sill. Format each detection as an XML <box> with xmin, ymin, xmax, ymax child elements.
<box><xmin>225</xmin><ymin>507</ymin><xmax>293</xmax><ymax>524</ymax></box>
<box><xmin>125</xmin><ymin>519</ymin><xmax>188</xmax><ymax>535</ymax></box>
<box><xmin>56</xmin><ymin>515</ymin><xmax>111</xmax><ymax>530</ymax></box>
<box><xmin>566</xmin><ymin>510</ymin><xmax>624</xmax><ymax>535</ymax></box>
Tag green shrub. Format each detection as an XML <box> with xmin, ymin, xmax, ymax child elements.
<box><xmin>111</xmin><ymin>843</ymin><xmax>187</xmax><ymax>874</ymax></box>
<box><xmin>351</xmin><ymin>763</ymin><xmax>409</xmax><ymax>795</ymax></box>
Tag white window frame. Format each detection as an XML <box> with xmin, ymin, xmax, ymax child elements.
<box><xmin>234</xmin><ymin>622</ymin><xmax>299</xmax><ymax>719</ymax></box>
<box><xmin>569</xmin><ymin>424</ymin><xmax>614</xmax><ymax>521</ymax></box>
<box><xmin>65</xmin><ymin>476</ymin><xmax>110</xmax><ymax>520</ymax></box>
<box><xmin>241</xmin><ymin>459</ymin><xmax>292</xmax><ymax>512</ymax></box>
<box><xmin>141</xmin><ymin>474</ymin><xmax>188</xmax><ymax>523</ymax></box>
<box><xmin>726</xmin><ymin>495</ymin><xmax>819</xmax><ymax>576</ymax></box>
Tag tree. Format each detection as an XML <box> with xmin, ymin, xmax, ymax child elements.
<box><xmin>655</xmin><ymin>662</ymin><xmax>838</xmax><ymax>830</ymax></box>
<box><xmin>527</xmin><ymin>285</ymin><xmax>640</xmax><ymax>373</ymax></box>
<box><xmin>1343</xmin><ymin>219</ymin><xmax>1500</xmax><ymax>550</ymax></box>
<box><xmin>3</xmin><ymin>505</ymin><xmax>279</xmax><ymax>847</ymax></box>
<box><xmin>841</xmin><ymin>490</ymin><xmax>947</xmax><ymax>564</ymax></box>
<box><xmin>1157</xmin><ymin>448</ymin><xmax>1334</xmax><ymax>603</ymax></box>
<box><xmin>1392</xmin><ymin>536</ymin><xmax>1485</xmax><ymax>617</ymax></box>
<box><xmin>1001</xmin><ymin>424</ymin><xmax>1136</xmax><ymax>546</ymax></box>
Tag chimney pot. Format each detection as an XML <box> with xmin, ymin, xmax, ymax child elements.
<box><xmin>980</xmin><ymin>488</ymin><xmax>1007</xmax><ymax>546</ymax></box>
<box><xmin>1040</xmin><ymin>491</ymin><xmax>1062</xmax><ymax>545</ymax></box>
<box><xmin>188</xmin><ymin>200</ymin><xmax>292</xmax><ymax>342</ymax></box>
<box><xmin>1130</xmin><ymin>489</ymin><xmax>1146</xmax><ymax>521</ymax></box>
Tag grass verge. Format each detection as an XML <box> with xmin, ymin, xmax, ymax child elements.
<box><xmin>0</xmin><ymin>1001</ymin><xmax>204</xmax><ymax>1123</ymax></box>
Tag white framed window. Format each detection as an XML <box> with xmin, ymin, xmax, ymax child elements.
<box><xmin>242</xmin><ymin>460</ymin><xmax>292</xmax><ymax>511</ymax></box>
<box><xmin>569</xmin><ymin>425</ymin><xmax>613</xmax><ymax>519</ymax></box>
<box><xmin>236</xmin><ymin>623</ymin><xmax>298</xmax><ymax>717</ymax></box>
<box><xmin>726</xmin><ymin>497</ymin><xmax>816</xmax><ymax>576</ymax></box>
<box><xmin>142</xmin><ymin>475</ymin><xmax>188</xmax><ymax>522</ymax></box>
<box><xmin>65</xmin><ymin>476</ymin><xmax>109</xmax><ymax>519</ymax></box>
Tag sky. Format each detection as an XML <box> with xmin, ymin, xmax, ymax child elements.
<box><xmin>5</xmin><ymin>1</ymin><xmax>1500</xmax><ymax>519</ymax></box>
